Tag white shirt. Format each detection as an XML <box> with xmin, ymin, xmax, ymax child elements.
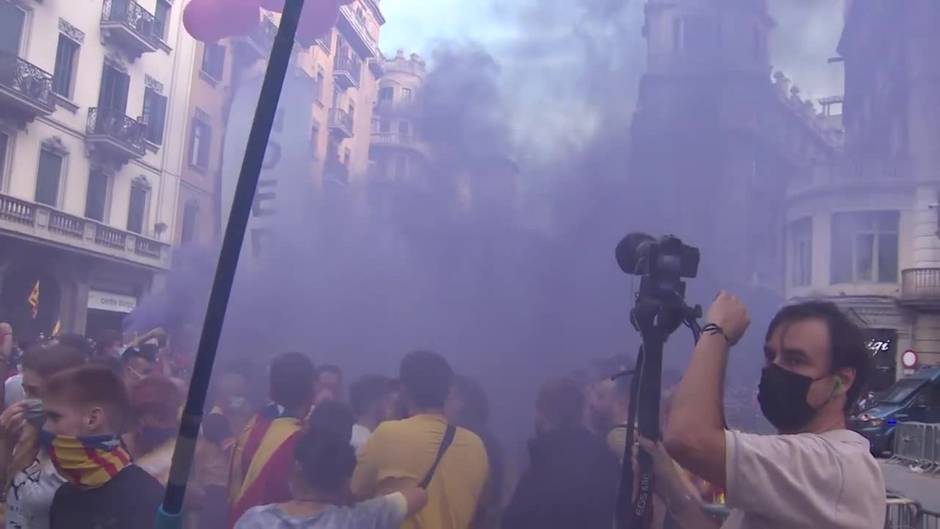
<box><xmin>6</xmin><ymin>454</ymin><xmax>66</xmax><ymax>529</ymax></box>
<box><xmin>4</xmin><ymin>374</ymin><xmax>24</xmax><ymax>409</ymax></box>
<box><xmin>721</xmin><ymin>429</ymin><xmax>885</xmax><ymax>529</ymax></box>
<box><xmin>351</xmin><ymin>423</ymin><xmax>371</xmax><ymax>456</ymax></box>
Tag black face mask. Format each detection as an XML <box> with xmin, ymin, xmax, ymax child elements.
<box><xmin>758</xmin><ymin>363</ymin><xmax>833</xmax><ymax>432</ymax></box>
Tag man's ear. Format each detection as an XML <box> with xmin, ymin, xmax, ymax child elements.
<box><xmin>87</xmin><ymin>406</ymin><xmax>105</xmax><ymax>432</ymax></box>
<box><xmin>835</xmin><ymin>367</ymin><xmax>856</xmax><ymax>397</ymax></box>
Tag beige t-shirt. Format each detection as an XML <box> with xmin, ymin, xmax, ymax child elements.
<box><xmin>721</xmin><ymin>429</ymin><xmax>885</xmax><ymax>529</ymax></box>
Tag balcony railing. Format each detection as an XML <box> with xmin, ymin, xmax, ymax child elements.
<box><xmin>0</xmin><ymin>51</ymin><xmax>55</xmax><ymax>118</ymax></box>
<box><xmin>235</xmin><ymin>16</ymin><xmax>276</xmax><ymax>63</ymax></box>
<box><xmin>338</xmin><ymin>4</ymin><xmax>379</xmax><ymax>58</ymax></box>
<box><xmin>86</xmin><ymin>107</ymin><xmax>146</xmax><ymax>159</ymax></box>
<box><xmin>48</xmin><ymin>211</ymin><xmax>85</xmax><ymax>239</ymax></box>
<box><xmin>100</xmin><ymin>0</ymin><xmax>158</xmax><ymax>59</ymax></box>
<box><xmin>0</xmin><ymin>193</ymin><xmax>170</xmax><ymax>268</ymax></box>
<box><xmin>0</xmin><ymin>194</ymin><xmax>34</xmax><ymax>226</ymax></box>
<box><xmin>900</xmin><ymin>268</ymin><xmax>940</xmax><ymax>308</ymax></box>
<box><xmin>333</xmin><ymin>55</ymin><xmax>362</xmax><ymax>89</ymax></box>
<box><xmin>329</xmin><ymin>108</ymin><xmax>354</xmax><ymax>138</ymax></box>
<box><xmin>371</xmin><ymin>131</ymin><xmax>427</xmax><ymax>156</ymax></box>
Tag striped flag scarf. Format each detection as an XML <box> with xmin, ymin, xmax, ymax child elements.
<box><xmin>38</xmin><ymin>430</ymin><xmax>133</xmax><ymax>489</ymax></box>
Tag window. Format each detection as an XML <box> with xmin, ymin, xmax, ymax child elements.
<box><xmin>0</xmin><ymin>3</ymin><xmax>24</xmax><ymax>55</ymax></box>
<box><xmin>399</xmin><ymin>120</ymin><xmax>411</xmax><ymax>137</ymax></box>
<box><xmin>84</xmin><ymin>171</ymin><xmax>109</xmax><ymax>221</ymax></box>
<box><xmin>99</xmin><ymin>65</ymin><xmax>129</xmax><ymax>113</ymax></box>
<box><xmin>401</xmin><ymin>88</ymin><xmax>413</xmax><ymax>101</ymax></box>
<box><xmin>0</xmin><ymin>131</ymin><xmax>8</xmax><ymax>188</ymax></box>
<box><xmin>379</xmin><ymin>86</ymin><xmax>394</xmax><ymax>102</ymax></box>
<box><xmin>180</xmin><ymin>201</ymin><xmax>199</xmax><ymax>244</ymax></box>
<box><xmin>201</xmin><ymin>43</ymin><xmax>225</xmax><ymax>81</ymax></box>
<box><xmin>52</xmin><ymin>35</ymin><xmax>79</xmax><ymax>98</ymax></box>
<box><xmin>310</xmin><ymin>121</ymin><xmax>320</xmax><ymax>159</ymax></box>
<box><xmin>189</xmin><ymin>118</ymin><xmax>211</xmax><ymax>171</ymax></box>
<box><xmin>831</xmin><ymin>211</ymin><xmax>899</xmax><ymax>284</ymax></box>
<box><xmin>348</xmin><ymin>102</ymin><xmax>355</xmax><ymax>125</ymax></box>
<box><xmin>379</xmin><ymin>119</ymin><xmax>391</xmax><ymax>133</ymax></box>
<box><xmin>142</xmin><ymin>88</ymin><xmax>167</xmax><ymax>145</ymax></box>
<box><xmin>315</xmin><ymin>71</ymin><xmax>325</xmax><ymax>102</ymax></box>
<box><xmin>153</xmin><ymin>0</ymin><xmax>171</xmax><ymax>41</ymax></box>
<box><xmin>343</xmin><ymin>148</ymin><xmax>351</xmax><ymax>165</ymax></box>
<box><xmin>674</xmin><ymin>16</ymin><xmax>714</xmax><ymax>55</ymax></box>
<box><xmin>35</xmin><ymin>150</ymin><xmax>64</xmax><ymax>207</ymax></box>
<box><xmin>127</xmin><ymin>181</ymin><xmax>149</xmax><ymax>234</ymax></box>
<box><xmin>789</xmin><ymin>218</ymin><xmax>812</xmax><ymax>287</ymax></box>
<box><xmin>371</xmin><ymin>117</ymin><xmax>379</xmax><ymax>133</ymax></box>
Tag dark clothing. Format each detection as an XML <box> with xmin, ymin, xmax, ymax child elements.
<box><xmin>502</xmin><ymin>427</ymin><xmax>619</xmax><ymax>529</ymax></box>
<box><xmin>49</xmin><ymin>464</ymin><xmax>164</xmax><ymax>529</ymax></box>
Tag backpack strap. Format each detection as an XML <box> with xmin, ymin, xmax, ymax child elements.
<box><xmin>418</xmin><ymin>424</ymin><xmax>457</xmax><ymax>489</ymax></box>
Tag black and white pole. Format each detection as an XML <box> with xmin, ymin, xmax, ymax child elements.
<box><xmin>154</xmin><ymin>1</ymin><xmax>305</xmax><ymax>526</ymax></box>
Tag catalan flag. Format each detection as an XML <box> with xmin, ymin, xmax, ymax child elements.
<box><xmin>27</xmin><ymin>280</ymin><xmax>39</xmax><ymax>319</ymax></box>
<box><xmin>227</xmin><ymin>407</ymin><xmax>302</xmax><ymax>528</ymax></box>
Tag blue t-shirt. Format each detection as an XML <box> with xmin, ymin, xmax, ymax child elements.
<box><xmin>234</xmin><ymin>493</ymin><xmax>407</xmax><ymax>529</ymax></box>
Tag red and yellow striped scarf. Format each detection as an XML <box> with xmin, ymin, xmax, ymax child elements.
<box><xmin>39</xmin><ymin>431</ymin><xmax>132</xmax><ymax>489</ymax></box>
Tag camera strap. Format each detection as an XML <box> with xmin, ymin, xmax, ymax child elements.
<box><xmin>419</xmin><ymin>424</ymin><xmax>457</xmax><ymax>489</ymax></box>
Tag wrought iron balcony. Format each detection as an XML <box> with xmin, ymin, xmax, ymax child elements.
<box><xmin>900</xmin><ymin>268</ymin><xmax>940</xmax><ymax>309</ymax></box>
<box><xmin>100</xmin><ymin>0</ymin><xmax>158</xmax><ymax>60</ymax></box>
<box><xmin>329</xmin><ymin>108</ymin><xmax>354</xmax><ymax>138</ymax></box>
<box><xmin>0</xmin><ymin>51</ymin><xmax>54</xmax><ymax>120</ymax></box>
<box><xmin>333</xmin><ymin>55</ymin><xmax>362</xmax><ymax>89</ymax></box>
<box><xmin>235</xmin><ymin>16</ymin><xmax>276</xmax><ymax>64</ymax></box>
<box><xmin>370</xmin><ymin>131</ymin><xmax>427</xmax><ymax>156</ymax></box>
<box><xmin>0</xmin><ymin>193</ymin><xmax>170</xmax><ymax>269</ymax></box>
<box><xmin>86</xmin><ymin>107</ymin><xmax>146</xmax><ymax>160</ymax></box>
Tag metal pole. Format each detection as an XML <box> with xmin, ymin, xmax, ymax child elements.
<box><xmin>154</xmin><ymin>1</ymin><xmax>305</xmax><ymax>526</ymax></box>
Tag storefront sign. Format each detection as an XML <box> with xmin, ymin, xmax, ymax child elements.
<box><xmin>87</xmin><ymin>290</ymin><xmax>137</xmax><ymax>314</ymax></box>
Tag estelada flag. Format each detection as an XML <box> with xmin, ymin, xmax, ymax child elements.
<box><xmin>226</xmin><ymin>406</ymin><xmax>301</xmax><ymax>528</ymax></box>
<box><xmin>27</xmin><ymin>280</ymin><xmax>39</xmax><ymax>319</ymax></box>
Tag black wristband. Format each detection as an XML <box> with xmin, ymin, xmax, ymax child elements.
<box><xmin>702</xmin><ymin>323</ymin><xmax>731</xmax><ymax>344</ymax></box>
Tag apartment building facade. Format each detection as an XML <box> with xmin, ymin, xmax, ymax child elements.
<box><xmin>0</xmin><ymin>0</ymin><xmax>195</xmax><ymax>339</ymax></box>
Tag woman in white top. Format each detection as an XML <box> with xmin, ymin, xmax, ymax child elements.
<box><xmin>0</xmin><ymin>343</ymin><xmax>86</xmax><ymax>529</ymax></box>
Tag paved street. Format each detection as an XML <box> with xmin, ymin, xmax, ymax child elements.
<box><xmin>882</xmin><ymin>460</ymin><xmax>940</xmax><ymax>512</ymax></box>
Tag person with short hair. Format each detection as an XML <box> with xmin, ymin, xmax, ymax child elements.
<box><xmin>349</xmin><ymin>374</ymin><xmax>391</xmax><ymax>455</ymax></box>
<box><xmin>0</xmin><ymin>343</ymin><xmax>86</xmax><ymax>529</ymax></box>
<box><xmin>42</xmin><ymin>365</ymin><xmax>164</xmax><ymax>529</ymax></box>
<box><xmin>94</xmin><ymin>330</ymin><xmax>124</xmax><ymax>360</ymax></box>
<box><xmin>502</xmin><ymin>378</ymin><xmax>619</xmax><ymax>529</ymax></box>
<box><xmin>662</xmin><ymin>294</ymin><xmax>886</xmax><ymax>529</ymax></box>
<box><xmin>352</xmin><ymin>351</ymin><xmax>489</xmax><ymax>529</ymax></box>
<box><xmin>227</xmin><ymin>352</ymin><xmax>316</xmax><ymax>527</ymax></box>
<box><xmin>314</xmin><ymin>364</ymin><xmax>344</xmax><ymax>404</ymax></box>
<box><xmin>126</xmin><ymin>375</ymin><xmax>185</xmax><ymax>485</ymax></box>
<box><xmin>121</xmin><ymin>345</ymin><xmax>156</xmax><ymax>388</ymax></box>
<box><xmin>234</xmin><ymin>430</ymin><xmax>427</xmax><ymax>529</ymax></box>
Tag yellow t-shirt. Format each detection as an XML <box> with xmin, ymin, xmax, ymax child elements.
<box><xmin>352</xmin><ymin>414</ymin><xmax>489</xmax><ymax>529</ymax></box>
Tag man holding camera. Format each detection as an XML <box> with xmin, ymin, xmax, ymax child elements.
<box><xmin>660</xmin><ymin>292</ymin><xmax>885</xmax><ymax>528</ymax></box>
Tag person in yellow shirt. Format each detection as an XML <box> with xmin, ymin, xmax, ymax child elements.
<box><xmin>352</xmin><ymin>351</ymin><xmax>489</xmax><ymax>529</ymax></box>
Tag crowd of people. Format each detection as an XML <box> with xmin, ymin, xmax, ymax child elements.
<box><xmin>0</xmin><ymin>293</ymin><xmax>889</xmax><ymax>529</ymax></box>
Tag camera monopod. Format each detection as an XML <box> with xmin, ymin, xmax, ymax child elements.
<box><xmin>613</xmin><ymin>233</ymin><xmax>702</xmax><ymax>529</ymax></box>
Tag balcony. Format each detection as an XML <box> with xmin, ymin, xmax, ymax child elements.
<box><xmin>0</xmin><ymin>51</ymin><xmax>54</xmax><ymax>121</ymax></box>
<box><xmin>900</xmin><ymin>268</ymin><xmax>940</xmax><ymax>309</ymax></box>
<box><xmin>0</xmin><ymin>193</ymin><xmax>170</xmax><ymax>269</ymax></box>
<box><xmin>86</xmin><ymin>107</ymin><xmax>146</xmax><ymax>161</ymax></box>
<box><xmin>370</xmin><ymin>131</ymin><xmax>427</xmax><ymax>157</ymax></box>
<box><xmin>329</xmin><ymin>108</ymin><xmax>353</xmax><ymax>138</ymax></box>
<box><xmin>100</xmin><ymin>0</ymin><xmax>159</xmax><ymax>60</ymax></box>
<box><xmin>337</xmin><ymin>4</ymin><xmax>379</xmax><ymax>59</ymax></box>
<box><xmin>333</xmin><ymin>55</ymin><xmax>362</xmax><ymax>89</ymax></box>
<box><xmin>235</xmin><ymin>16</ymin><xmax>276</xmax><ymax>64</ymax></box>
